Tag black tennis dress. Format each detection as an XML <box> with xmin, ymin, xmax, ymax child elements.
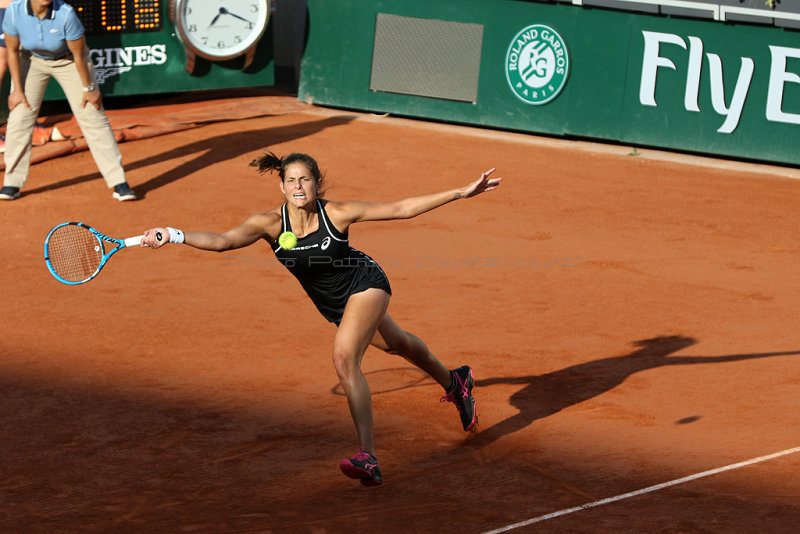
<box><xmin>272</xmin><ymin>200</ymin><xmax>392</xmax><ymax>325</ymax></box>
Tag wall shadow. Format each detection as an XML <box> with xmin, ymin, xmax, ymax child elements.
<box><xmin>0</xmin><ymin>366</ymin><xmax>350</xmax><ymax>532</ymax></box>
<box><xmin>22</xmin><ymin>115</ymin><xmax>354</xmax><ymax>197</ymax></box>
<box><xmin>469</xmin><ymin>336</ymin><xmax>800</xmax><ymax>448</ymax></box>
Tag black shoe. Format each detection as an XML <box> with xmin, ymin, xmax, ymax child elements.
<box><xmin>441</xmin><ymin>365</ymin><xmax>477</xmax><ymax>432</ymax></box>
<box><xmin>339</xmin><ymin>448</ymin><xmax>383</xmax><ymax>486</ymax></box>
<box><xmin>112</xmin><ymin>182</ymin><xmax>137</xmax><ymax>201</ymax></box>
<box><xmin>0</xmin><ymin>186</ymin><xmax>20</xmax><ymax>200</ymax></box>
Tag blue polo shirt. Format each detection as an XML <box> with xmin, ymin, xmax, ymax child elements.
<box><xmin>2</xmin><ymin>0</ymin><xmax>84</xmax><ymax>59</ymax></box>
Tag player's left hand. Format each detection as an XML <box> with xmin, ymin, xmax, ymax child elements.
<box><xmin>462</xmin><ymin>168</ymin><xmax>503</xmax><ymax>198</ymax></box>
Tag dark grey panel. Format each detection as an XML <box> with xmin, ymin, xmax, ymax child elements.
<box><xmin>370</xmin><ymin>13</ymin><xmax>484</xmax><ymax>103</ymax></box>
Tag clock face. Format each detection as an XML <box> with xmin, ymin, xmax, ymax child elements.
<box><xmin>175</xmin><ymin>0</ymin><xmax>270</xmax><ymax>61</ymax></box>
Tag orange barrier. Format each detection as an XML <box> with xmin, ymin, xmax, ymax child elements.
<box><xmin>1</xmin><ymin>93</ymin><xmax>310</xmax><ymax>170</ymax></box>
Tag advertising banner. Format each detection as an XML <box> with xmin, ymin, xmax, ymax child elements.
<box><xmin>299</xmin><ymin>0</ymin><xmax>800</xmax><ymax>166</ymax></box>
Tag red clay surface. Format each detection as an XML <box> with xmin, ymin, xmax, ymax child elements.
<box><xmin>2</xmin><ymin>94</ymin><xmax>800</xmax><ymax>533</ymax></box>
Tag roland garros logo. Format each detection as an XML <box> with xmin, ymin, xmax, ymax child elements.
<box><xmin>506</xmin><ymin>24</ymin><xmax>569</xmax><ymax>105</ymax></box>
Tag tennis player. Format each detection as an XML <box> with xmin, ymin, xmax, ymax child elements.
<box><xmin>141</xmin><ymin>151</ymin><xmax>502</xmax><ymax>486</ymax></box>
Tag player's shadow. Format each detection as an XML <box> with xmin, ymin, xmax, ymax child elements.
<box><xmin>22</xmin><ymin>115</ymin><xmax>354</xmax><ymax>197</ymax></box>
<box><xmin>468</xmin><ymin>336</ymin><xmax>800</xmax><ymax>448</ymax></box>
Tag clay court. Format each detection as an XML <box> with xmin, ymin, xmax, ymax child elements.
<box><xmin>2</xmin><ymin>93</ymin><xmax>800</xmax><ymax>533</ymax></box>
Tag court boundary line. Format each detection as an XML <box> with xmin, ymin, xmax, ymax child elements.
<box><xmin>481</xmin><ymin>446</ymin><xmax>800</xmax><ymax>534</ymax></box>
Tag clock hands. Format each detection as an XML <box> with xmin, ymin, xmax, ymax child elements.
<box><xmin>208</xmin><ymin>7</ymin><xmax>255</xmax><ymax>28</ymax></box>
<box><xmin>222</xmin><ymin>7</ymin><xmax>255</xmax><ymax>25</ymax></box>
<box><xmin>208</xmin><ymin>11</ymin><xmax>223</xmax><ymax>28</ymax></box>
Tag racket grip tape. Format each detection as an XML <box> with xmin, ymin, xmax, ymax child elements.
<box><xmin>123</xmin><ymin>236</ymin><xmax>144</xmax><ymax>247</ymax></box>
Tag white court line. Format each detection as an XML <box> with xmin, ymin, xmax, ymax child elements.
<box><xmin>482</xmin><ymin>446</ymin><xmax>800</xmax><ymax>534</ymax></box>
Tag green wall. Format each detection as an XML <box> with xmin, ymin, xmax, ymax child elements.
<box><xmin>299</xmin><ymin>0</ymin><xmax>800</xmax><ymax>166</ymax></box>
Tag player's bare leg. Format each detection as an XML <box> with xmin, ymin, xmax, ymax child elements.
<box><xmin>334</xmin><ymin>288</ymin><xmax>389</xmax><ymax>485</ymax></box>
<box><xmin>370</xmin><ymin>313</ymin><xmax>452</xmax><ymax>389</ymax></box>
<box><xmin>371</xmin><ymin>314</ymin><xmax>477</xmax><ymax>431</ymax></box>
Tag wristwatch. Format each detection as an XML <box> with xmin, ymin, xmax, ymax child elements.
<box><xmin>82</xmin><ymin>83</ymin><xmax>97</xmax><ymax>92</ymax></box>
<box><xmin>170</xmin><ymin>0</ymin><xmax>271</xmax><ymax>74</ymax></box>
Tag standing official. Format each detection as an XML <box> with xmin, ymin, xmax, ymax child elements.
<box><xmin>0</xmin><ymin>0</ymin><xmax>136</xmax><ymax>201</ymax></box>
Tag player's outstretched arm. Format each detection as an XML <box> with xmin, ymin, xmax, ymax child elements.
<box><xmin>141</xmin><ymin>213</ymin><xmax>279</xmax><ymax>251</ymax></box>
<box><xmin>333</xmin><ymin>168</ymin><xmax>503</xmax><ymax>227</ymax></box>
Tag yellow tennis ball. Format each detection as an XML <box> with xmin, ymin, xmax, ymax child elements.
<box><xmin>278</xmin><ymin>231</ymin><xmax>298</xmax><ymax>250</ymax></box>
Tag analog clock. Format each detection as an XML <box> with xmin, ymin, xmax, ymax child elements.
<box><xmin>171</xmin><ymin>0</ymin><xmax>270</xmax><ymax>73</ymax></box>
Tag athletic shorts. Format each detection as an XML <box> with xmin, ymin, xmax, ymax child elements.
<box><xmin>308</xmin><ymin>264</ymin><xmax>392</xmax><ymax>326</ymax></box>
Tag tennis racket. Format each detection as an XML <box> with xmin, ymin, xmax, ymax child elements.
<box><xmin>44</xmin><ymin>222</ymin><xmax>160</xmax><ymax>285</ymax></box>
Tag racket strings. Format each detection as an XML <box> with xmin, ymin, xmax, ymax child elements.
<box><xmin>46</xmin><ymin>225</ymin><xmax>103</xmax><ymax>282</ymax></box>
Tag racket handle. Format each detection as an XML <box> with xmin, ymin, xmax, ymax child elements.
<box><xmin>124</xmin><ymin>236</ymin><xmax>144</xmax><ymax>247</ymax></box>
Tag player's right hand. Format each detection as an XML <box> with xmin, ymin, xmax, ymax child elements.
<box><xmin>142</xmin><ymin>228</ymin><xmax>169</xmax><ymax>248</ymax></box>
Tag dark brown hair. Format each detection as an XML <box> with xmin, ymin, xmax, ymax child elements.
<box><xmin>250</xmin><ymin>150</ymin><xmax>325</xmax><ymax>197</ymax></box>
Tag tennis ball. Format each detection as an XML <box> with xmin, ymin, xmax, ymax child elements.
<box><xmin>278</xmin><ymin>231</ymin><xmax>298</xmax><ymax>250</ymax></box>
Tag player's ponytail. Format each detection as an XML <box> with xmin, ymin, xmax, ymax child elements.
<box><xmin>251</xmin><ymin>150</ymin><xmax>326</xmax><ymax>198</ymax></box>
<box><xmin>250</xmin><ymin>150</ymin><xmax>283</xmax><ymax>175</ymax></box>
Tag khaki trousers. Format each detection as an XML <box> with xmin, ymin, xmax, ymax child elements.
<box><xmin>3</xmin><ymin>50</ymin><xmax>126</xmax><ymax>190</ymax></box>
